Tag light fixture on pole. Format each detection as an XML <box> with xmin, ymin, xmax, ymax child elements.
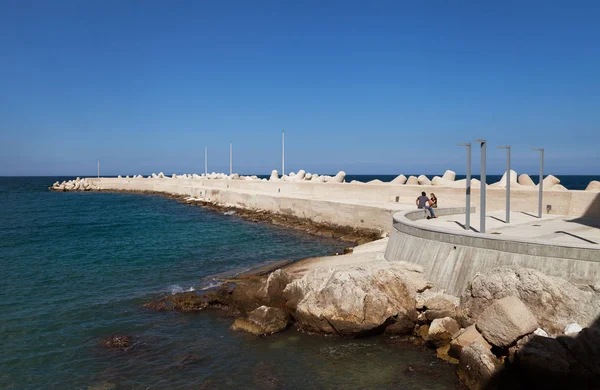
<box><xmin>475</xmin><ymin>139</ymin><xmax>487</xmax><ymax>233</ymax></box>
<box><xmin>282</xmin><ymin>130</ymin><xmax>285</xmax><ymax>176</ymax></box>
<box><xmin>458</xmin><ymin>142</ymin><xmax>472</xmax><ymax>231</ymax></box>
<box><xmin>533</xmin><ymin>148</ymin><xmax>544</xmax><ymax>218</ymax></box>
<box><xmin>498</xmin><ymin>145</ymin><xmax>511</xmax><ymax>223</ymax></box>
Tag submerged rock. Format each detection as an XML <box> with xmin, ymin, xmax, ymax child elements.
<box><xmin>231</xmin><ymin>306</ymin><xmax>289</xmax><ymax>335</ymax></box>
<box><xmin>102</xmin><ymin>335</ymin><xmax>133</xmax><ymax>351</ymax></box>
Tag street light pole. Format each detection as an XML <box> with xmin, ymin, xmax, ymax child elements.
<box><xmin>533</xmin><ymin>148</ymin><xmax>544</xmax><ymax>218</ymax></box>
<box><xmin>97</xmin><ymin>160</ymin><xmax>100</xmax><ymax>178</ymax></box>
<box><xmin>475</xmin><ymin>139</ymin><xmax>487</xmax><ymax>233</ymax></box>
<box><xmin>458</xmin><ymin>143</ymin><xmax>471</xmax><ymax>231</ymax></box>
<box><xmin>282</xmin><ymin>130</ymin><xmax>285</xmax><ymax>176</ymax></box>
<box><xmin>498</xmin><ymin>146</ymin><xmax>511</xmax><ymax>223</ymax></box>
<box><xmin>205</xmin><ymin>146</ymin><xmax>208</xmax><ymax>175</ymax></box>
<box><xmin>230</xmin><ymin>142</ymin><xmax>232</xmax><ymax>176</ymax></box>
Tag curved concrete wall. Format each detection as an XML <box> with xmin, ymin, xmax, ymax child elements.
<box><xmin>384</xmin><ymin>209</ymin><xmax>600</xmax><ymax>295</ymax></box>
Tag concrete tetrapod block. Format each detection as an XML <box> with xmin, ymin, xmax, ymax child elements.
<box><xmin>417</xmin><ymin>175</ymin><xmax>431</xmax><ymax>186</ymax></box>
<box><xmin>295</xmin><ymin>169</ymin><xmax>306</xmax><ymax>181</ymax></box>
<box><xmin>269</xmin><ymin>170</ymin><xmax>279</xmax><ymax>181</ymax></box>
<box><xmin>391</xmin><ymin>174</ymin><xmax>407</xmax><ymax>185</ymax></box>
<box><xmin>585</xmin><ymin>180</ymin><xmax>600</xmax><ymax>191</ymax></box>
<box><xmin>367</xmin><ymin>179</ymin><xmax>384</xmax><ymax>184</ymax></box>
<box><xmin>442</xmin><ymin>170</ymin><xmax>456</xmax><ymax>182</ymax></box>
<box><xmin>518</xmin><ymin>173</ymin><xmax>535</xmax><ymax>187</ymax></box>
<box><xmin>476</xmin><ymin>295</ymin><xmax>539</xmax><ymax>347</ymax></box>
<box><xmin>406</xmin><ymin>176</ymin><xmax>419</xmax><ymax>185</ymax></box>
<box><xmin>431</xmin><ymin>176</ymin><xmax>453</xmax><ymax>187</ymax></box>
<box><xmin>494</xmin><ymin>170</ymin><xmax>518</xmax><ymax>188</ymax></box>
<box><xmin>538</xmin><ymin>174</ymin><xmax>560</xmax><ymax>189</ymax></box>
<box><xmin>330</xmin><ymin>171</ymin><xmax>345</xmax><ymax>183</ymax></box>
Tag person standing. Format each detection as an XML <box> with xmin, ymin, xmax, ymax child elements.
<box><xmin>416</xmin><ymin>191</ymin><xmax>437</xmax><ymax>219</ymax></box>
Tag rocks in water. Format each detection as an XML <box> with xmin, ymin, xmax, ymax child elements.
<box><xmin>428</xmin><ymin>317</ymin><xmax>460</xmax><ymax>347</ymax></box>
<box><xmin>260</xmin><ymin>269</ymin><xmax>293</xmax><ymax>308</ymax></box>
<box><xmin>283</xmin><ymin>261</ymin><xmax>428</xmax><ymax>336</ymax></box>
<box><xmin>457</xmin><ymin>342</ymin><xmax>501</xmax><ymax>390</ymax></box>
<box><xmin>449</xmin><ymin>325</ymin><xmax>491</xmax><ymax>359</ymax></box>
<box><xmin>417</xmin><ymin>175</ymin><xmax>431</xmax><ymax>186</ymax></box>
<box><xmin>586</xmin><ymin>180</ymin><xmax>600</xmax><ymax>191</ymax></box>
<box><xmin>269</xmin><ymin>170</ymin><xmax>279</xmax><ymax>181</ymax></box>
<box><xmin>460</xmin><ymin>267</ymin><xmax>600</xmax><ymax>336</ymax></box>
<box><xmin>442</xmin><ymin>170</ymin><xmax>456</xmax><ymax>181</ymax></box>
<box><xmin>475</xmin><ymin>295</ymin><xmax>538</xmax><ymax>347</ymax></box>
<box><xmin>231</xmin><ymin>306</ymin><xmax>289</xmax><ymax>335</ymax></box>
<box><xmin>102</xmin><ymin>335</ymin><xmax>133</xmax><ymax>351</ymax></box>
<box><xmin>406</xmin><ymin>176</ymin><xmax>419</xmax><ymax>185</ymax></box>
<box><xmin>391</xmin><ymin>174</ymin><xmax>407</xmax><ymax>185</ymax></box>
<box><xmin>518</xmin><ymin>173</ymin><xmax>535</xmax><ymax>187</ymax></box>
<box><xmin>50</xmin><ymin>178</ymin><xmax>97</xmax><ymax>192</ymax></box>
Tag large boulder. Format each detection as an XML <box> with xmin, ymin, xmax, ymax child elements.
<box><xmin>423</xmin><ymin>294</ymin><xmax>458</xmax><ymax>321</ymax></box>
<box><xmin>457</xmin><ymin>342</ymin><xmax>501</xmax><ymax>390</ymax></box>
<box><xmin>269</xmin><ymin>170</ymin><xmax>279</xmax><ymax>181</ymax></box>
<box><xmin>586</xmin><ymin>180</ymin><xmax>600</xmax><ymax>191</ymax></box>
<box><xmin>442</xmin><ymin>170</ymin><xmax>456</xmax><ymax>181</ymax></box>
<box><xmin>428</xmin><ymin>317</ymin><xmax>460</xmax><ymax>347</ymax></box>
<box><xmin>231</xmin><ymin>306</ymin><xmax>289</xmax><ymax>335</ymax></box>
<box><xmin>460</xmin><ymin>267</ymin><xmax>600</xmax><ymax>336</ymax></box>
<box><xmin>518</xmin><ymin>173</ymin><xmax>535</xmax><ymax>187</ymax></box>
<box><xmin>260</xmin><ymin>269</ymin><xmax>293</xmax><ymax>308</ymax></box>
<box><xmin>475</xmin><ymin>295</ymin><xmax>538</xmax><ymax>347</ymax></box>
<box><xmin>390</xmin><ymin>174</ymin><xmax>407</xmax><ymax>185</ymax></box>
<box><xmin>282</xmin><ymin>261</ymin><xmax>428</xmax><ymax>336</ymax></box>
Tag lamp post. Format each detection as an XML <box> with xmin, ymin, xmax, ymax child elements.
<box><xmin>458</xmin><ymin>142</ymin><xmax>472</xmax><ymax>231</ymax></box>
<box><xmin>475</xmin><ymin>139</ymin><xmax>487</xmax><ymax>233</ymax></box>
<box><xmin>498</xmin><ymin>145</ymin><xmax>511</xmax><ymax>223</ymax></box>
<box><xmin>282</xmin><ymin>130</ymin><xmax>285</xmax><ymax>176</ymax></box>
<box><xmin>230</xmin><ymin>142</ymin><xmax>233</xmax><ymax>176</ymax></box>
<box><xmin>97</xmin><ymin>160</ymin><xmax>100</xmax><ymax>178</ymax></box>
<box><xmin>533</xmin><ymin>148</ymin><xmax>544</xmax><ymax>218</ymax></box>
<box><xmin>204</xmin><ymin>146</ymin><xmax>208</xmax><ymax>175</ymax></box>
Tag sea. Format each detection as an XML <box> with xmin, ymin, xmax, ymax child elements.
<box><xmin>0</xmin><ymin>177</ymin><xmax>463</xmax><ymax>389</ymax></box>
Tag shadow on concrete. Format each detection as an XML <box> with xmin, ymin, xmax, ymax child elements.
<box><xmin>520</xmin><ymin>211</ymin><xmax>539</xmax><ymax>219</ymax></box>
<box><xmin>555</xmin><ymin>231</ymin><xmax>598</xmax><ymax>245</ymax></box>
<box><xmin>489</xmin><ymin>216</ymin><xmax>507</xmax><ymax>224</ymax></box>
<box><xmin>484</xmin><ymin>316</ymin><xmax>600</xmax><ymax>389</ymax></box>
<box><xmin>452</xmin><ymin>220</ymin><xmax>479</xmax><ymax>233</ymax></box>
<box><xmin>566</xmin><ymin>193</ymin><xmax>600</xmax><ymax>228</ymax></box>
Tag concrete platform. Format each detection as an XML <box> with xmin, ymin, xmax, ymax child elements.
<box><xmin>417</xmin><ymin>210</ymin><xmax>600</xmax><ymax>247</ymax></box>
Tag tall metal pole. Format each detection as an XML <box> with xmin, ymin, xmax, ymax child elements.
<box><xmin>230</xmin><ymin>142</ymin><xmax>232</xmax><ymax>175</ymax></box>
<box><xmin>458</xmin><ymin>143</ymin><xmax>471</xmax><ymax>230</ymax></box>
<box><xmin>204</xmin><ymin>146</ymin><xmax>208</xmax><ymax>175</ymax></box>
<box><xmin>97</xmin><ymin>160</ymin><xmax>100</xmax><ymax>178</ymax></box>
<box><xmin>499</xmin><ymin>146</ymin><xmax>511</xmax><ymax>223</ymax></box>
<box><xmin>282</xmin><ymin>130</ymin><xmax>285</xmax><ymax>176</ymax></box>
<box><xmin>533</xmin><ymin>148</ymin><xmax>544</xmax><ymax>218</ymax></box>
<box><xmin>475</xmin><ymin>140</ymin><xmax>486</xmax><ymax>233</ymax></box>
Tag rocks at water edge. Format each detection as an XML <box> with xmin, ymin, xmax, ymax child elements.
<box><xmin>283</xmin><ymin>261</ymin><xmax>428</xmax><ymax>336</ymax></box>
<box><xmin>50</xmin><ymin>178</ymin><xmax>98</xmax><ymax>192</ymax></box>
<box><xmin>457</xmin><ymin>342</ymin><xmax>501</xmax><ymax>390</ymax></box>
<box><xmin>231</xmin><ymin>306</ymin><xmax>289</xmax><ymax>336</ymax></box>
<box><xmin>428</xmin><ymin>317</ymin><xmax>460</xmax><ymax>347</ymax></box>
<box><xmin>449</xmin><ymin>325</ymin><xmax>491</xmax><ymax>359</ymax></box>
<box><xmin>475</xmin><ymin>296</ymin><xmax>539</xmax><ymax>347</ymax></box>
<box><xmin>102</xmin><ymin>335</ymin><xmax>133</xmax><ymax>351</ymax></box>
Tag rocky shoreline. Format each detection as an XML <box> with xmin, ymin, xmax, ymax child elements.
<box><xmin>143</xmin><ymin>256</ymin><xmax>600</xmax><ymax>389</ymax></box>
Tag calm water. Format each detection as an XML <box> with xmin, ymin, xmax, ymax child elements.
<box><xmin>0</xmin><ymin>177</ymin><xmax>460</xmax><ymax>389</ymax></box>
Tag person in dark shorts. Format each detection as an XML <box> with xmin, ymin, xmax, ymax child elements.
<box><xmin>416</xmin><ymin>191</ymin><xmax>436</xmax><ymax>219</ymax></box>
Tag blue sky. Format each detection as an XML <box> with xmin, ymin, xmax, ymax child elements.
<box><xmin>1</xmin><ymin>1</ymin><xmax>599</xmax><ymax>176</ymax></box>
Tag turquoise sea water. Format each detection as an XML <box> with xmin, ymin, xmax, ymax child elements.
<box><xmin>0</xmin><ymin>177</ymin><xmax>460</xmax><ymax>389</ymax></box>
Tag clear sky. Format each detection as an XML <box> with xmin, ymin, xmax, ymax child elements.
<box><xmin>1</xmin><ymin>1</ymin><xmax>599</xmax><ymax>176</ymax></box>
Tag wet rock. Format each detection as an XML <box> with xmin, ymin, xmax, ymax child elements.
<box><xmin>231</xmin><ymin>306</ymin><xmax>289</xmax><ymax>336</ymax></box>
<box><xmin>253</xmin><ymin>361</ymin><xmax>285</xmax><ymax>389</ymax></box>
<box><xmin>449</xmin><ymin>325</ymin><xmax>491</xmax><ymax>359</ymax></box>
<box><xmin>102</xmin><ymin>335</ymin><xmax>133</xmax><ymax>351</ymax></box>
<box><xmin>476</xmin><ymin>295</ymin><xmax>538</xmax><ymax>347</ymax></box>
<box><xmin>428</xmin><ymin>317</ymin><xmax>460</xmax><ymax>347</ymax></box>
<box><xmin>283</xmin><ymin>261</ymin><xmax>427</xmax><ymax>336</ymax></box>
<box><xmin>384</xmin><ymin>309</ymin><xmax>418</xmax><ymax>335</ymax></box>
<box><xmin>260</xmin><ymin>269</ymin><xmax>293</xmax><ymax>308</ymax></box>
<box><xmin>457</xmin><ymin>342</ymin><xmax>501</xmax><ymax>390</ymax></box>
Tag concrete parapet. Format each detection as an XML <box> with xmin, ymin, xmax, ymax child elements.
<box><xmin>384</xmin><ymin>209</ymin><xmax>600</xmax><ymax>295</ymax></box>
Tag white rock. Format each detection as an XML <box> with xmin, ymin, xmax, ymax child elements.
<box><xmin>295</xmin><ymin>170</ymin><xmax>306</xmax><ymax>181</ymax></box>
<box><xmin>586</xmin><ymin>180</ymin><xmax>600</xmax><ymax>191</ymax></box>
<box><xmin>305</xmin><ymin>173</ymin><xmax>312</xmax><ymax>180</ymax></box>
<box><xmin>330</xmin><ymin>171</ymin><xmax>345</xmax><ymax>183</ymax></box>
<box><xmin>533</xmin><ymin>328</ymin><xmax>549</xmax><ymax>337</ymax></box>
<box><xmin>495</xmin><ymin>170</ymin><xmax>518</xmax><ymax>188</ymax></box>
<box><xmin>564</xmin><ymin>323</ymin><xmax>583</xmax><ymax>336</ymax></box>
<box><xmin>518</xmin><ymin>174</ymin><xmax>535</xmax><ymax>187</ymax></box>
<box><xmin>442</xmin><ymin>170</ymin><xmax>456</xmax><ymax>181</ymax></box>
<box><xmin>406</xmin><ymin>176</ymin><xmax>419</xmax><ymax>185</ymax></box>
<box><xmin>391</xmin><ymin>174</ymin><xmax>407</xmax><ymax>185</ymax></box>
<box><xmin>417</xmin><ymin>175</ymin><xmax>431</xmax><ymax>186</ymax></box>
